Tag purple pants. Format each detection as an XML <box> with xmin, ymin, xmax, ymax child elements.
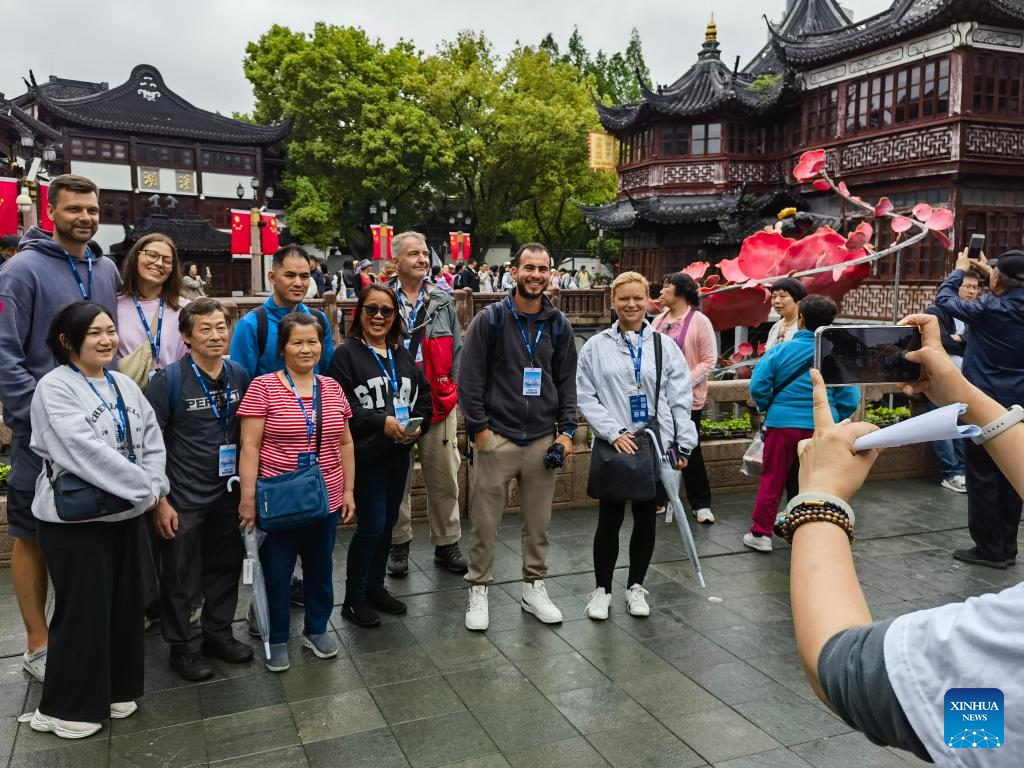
<box><xmin>751</xmin><ymin>427</ymin><xmax>813</xmax><ymax>536</ymax></box>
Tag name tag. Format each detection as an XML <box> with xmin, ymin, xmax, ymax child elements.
<box><xmin>629</xmin><ymin>394</ymin><xmax>649</xmax><ymax>423</ymax></box>
<box><xmin>297</xmin><ymin>452</ymin><xmax>317</xmax><ymax>469</ymax></box>
<box><xmin>394</xmin><ymin>400</ymin><xmax>411</xmax><ymax>427</ymax></box>
<box><xmin>218</xmin><ymin>444</ymin><xmax>238</xmax><ymax>477</ymax></box>
<box><xmin>415</xmin><ymin>345</ymin><xmax>423</xmax><ymax>364</ymax></box>
<box><xmin>523</xmin><ymin>367</ymin><xmax>543</xmax><ymax>397</ymax></box>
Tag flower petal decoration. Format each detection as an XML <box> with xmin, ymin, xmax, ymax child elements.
<box><xmin>703</xmin><ymin>274</ymin><xmax>721</xmax><ymax>288</ymax></box>
<box><xmin>736</xmin><ymin>230</ymin><xmax>792</xmax><ymax>280</ymax></box>
<box><xmin>838</xmin><ymin>181</ymin><xmax>852</xmax><ymax>198</ymax></box>
<box><xmin>926</xmin><ymin>208</ymin><xmax>953</xmax><ymax>231</ymax></box>
<box><xmin>845</xmin><ymin>221</ymin><xmax>874</xmax><ymax>251</ymax></box>
<box><xmin>778</xmin><ymin>227</ymin><xmax>848</xmax><ymax>275</ymax></box>
<box><xmin>874</xmin><ymin>197</ymin><xmax>894</xmax><ymax>217</ymax></box>
<box><xmin>912</xmin><ymin>203</ymin><xmax>933</xmax><ymax>222</ymax></box>
<box><xmin>812</xmin><ymin>179</ymin><xmax>831</xmax><ymax>191</ymax></box>
<box><xmin>793</xmin><ymin>148</ymin><xmax>826</xmax><ymax>182</ymax></box>
<box><xmin>717</xmin><ymin>256</ymin><xmax>749</xmax><ymax>284</ymax></box>
<box><xmin>891</xmin><ymin>216</ymin><xmax>913</xmax><ymax>233</ymax></box>
<box><xmin>932</xmin><ymin>230</ymin><xmax>951</xmax><ymax>249</ymax></box>
<box><xmin>737</xmin><ymin>342</ymin><xmax>754</xmax><ymax>356</ymax></box>
<box><xmin>701</xmin><ymin>286</ymin><xmax>772</xmax><ymax>331</ymax></box>
<box><xmin>731</xmin><ymin>352</ymin><xmax>747</xmax><ymax>363</ymax></box>
<box><xmin>756</xmin><ymin>342</ymin><xmax>766</xmax><ymax>356</ymax></box>
<box><xmin>681</xmin><ymin>261</ymin><xmax>710</xmax><ymax>280</ymax></box>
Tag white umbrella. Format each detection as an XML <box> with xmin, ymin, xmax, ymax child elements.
<box><xmin>241</xmin><ymin>527</ymin><xmax>272</xmax><ymax>660</ymax></box>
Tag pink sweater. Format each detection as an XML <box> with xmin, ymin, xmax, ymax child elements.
<box><xmin>652</xmin><ymin>308</ymin><xmax>717</xmax><ymax>410</ymax></box>
<box><xmin>116</xmin><ymin>295</ymin><xmax>189</xmax><ymax>370</ymax></box>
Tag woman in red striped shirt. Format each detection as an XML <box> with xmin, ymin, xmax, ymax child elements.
<box><xmin>238</xmin><ymin>313</ymin><xmax>355</xmax><ymax>672</ymax></box>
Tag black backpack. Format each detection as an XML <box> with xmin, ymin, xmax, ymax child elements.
<box><xmin>483</xmin><ymin>300</ymin><xmax>570</xmax><ymax>369</ymax></box>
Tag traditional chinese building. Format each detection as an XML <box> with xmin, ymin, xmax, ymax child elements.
<box><xmin>584</xmin><ymin>0</ymin><xmax>1024</xmax><ymax>320</ymax></box>
<box><xmin>14</xmin><ymin>65</ymin><xmax>290</xmax><ymax>294</ymax></box>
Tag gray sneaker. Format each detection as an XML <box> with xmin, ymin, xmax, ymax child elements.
<box><xmin>265</xmin><ymin>643</ymin><xmax>290</xmax><ymax>672</ymax></box>
<box><xmin>302</xmin><ymin>632</ymin><xmax>339</xmax><ymax>659</ymax></box>
<box><xmin>22</xmin><ymin>647</ymin><xmax>46</xmax><ymax>683</ymax></box>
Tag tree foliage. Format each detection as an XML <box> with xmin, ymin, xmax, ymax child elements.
<box><xmin>538</xmin><ymin>27</ymin><xmax>650</xmax><ymax>104</ymax></box>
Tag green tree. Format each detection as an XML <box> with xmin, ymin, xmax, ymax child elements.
<box><xmin>538</xmin><ymin>26</ymin><xmax>649</xmax><ymax>104</ymax></box>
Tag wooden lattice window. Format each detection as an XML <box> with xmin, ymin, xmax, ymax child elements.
<box><xmin>973</xmin><ymin>54</ymin><xmax>1024</xmax><ymax>117</ymax></box>
<box><xmin>805</xmin><ymin>88</ymin><xmax>838</xmax><ymax>143</ymax></box>
<box><xmin>845</xmin><ymin>57</ymin><xmax>949</xmax><ymax>134</ymax></box>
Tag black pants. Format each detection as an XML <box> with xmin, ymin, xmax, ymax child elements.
<box><xmin>347</xmin><ymin>455</ymin><xmax>409</xmax><ymax>601</ymax></box>
<box><xmin>682</xmin><ymin>410</ymin><xmax>712</xmax><ymax>510</ymax></box>
<box><xmin>38</xmin><ymin>515</ymin><xmax>145</xmax><ymax>723</ymax></box>
<box><xmin>593</xmin><ymin>498</ymin><xmax>657</xmax><ymax>591</ymax></box>
<box><xmin>966</xmin><ymin>439</ymin><xmax>1023</xmax><ymax>562</ymax></box>
<box><xmin>158</xmin><ymin>502</ymin><xmax>244</xmax><ymax>654</ymax></box>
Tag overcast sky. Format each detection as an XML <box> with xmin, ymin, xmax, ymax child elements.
<box><xmin>5</xmin><ymin>0</ymin><xmax>893</xmax><ymax>118</ymax></box>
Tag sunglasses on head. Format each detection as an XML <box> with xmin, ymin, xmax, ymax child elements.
<box><xmin>362</xmin><ymin>304</ymin><xmax>395</xmax><ymax>318</ymax></box>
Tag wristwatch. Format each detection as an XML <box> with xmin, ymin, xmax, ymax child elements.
<box><xmin>560</xmin><ymin>428</ymin><xmax>576</xmax><ymax>440</ymax></box>
<box><xmin>676</xmin><ymin>446</ymin><xmax>691</xmax><ymax>460</ymax></box>
<box><xmin>972</xmin><ymin>404</ymin><xmax>1024</xmax><ymax>445</ymax></box>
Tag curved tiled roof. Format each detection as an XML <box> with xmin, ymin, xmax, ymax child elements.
<box><xmin>744</xmin><ymin>0</ymin><xmax>852</xmax><ymax>76</ymax></box>
<box><xmin>33</xmin><ymin>65</ymin><xmax>290</xmax><ymax>146</ymax></box>
<box><xmin>111</xmin><ymin>213</ymin><xmax>230</xmax><ymax>255</ymax></box>
<box><xmin>579</xmin><ymin>188</ymin><xmax>800</xmax><ymax>231</ymax></box>
<box><xmin>0</xmin><ymin>99</ymin><xmax>62</xmax><ymax>142</ymax></box>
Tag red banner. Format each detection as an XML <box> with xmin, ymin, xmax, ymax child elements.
<box><xmin>260</xmin><ymin>213</ymin><xmax>280</xmax><ymax>255</ymax></box>
<box><xmin>462</xmin><ymin>233</ymin><xmax>472</xmax><ymax>262</ymax></box>
<box><xmin>230</xmin><ymin>209</ymin><xmax>250</xmax><ymax>255</ymax></box>
<box><xmin>449</xmin><ymin>232</ymin><xmax>461</xmax><ymax>261</ymax></box>
<box><xmin>38</xmin><ymin>184</ymin><xmax>54</xmax><ymax>233</ymax></box>
<box><xmin>385</xmin><ymin>225</ymin><xmax>394</xmax><ymax>260</ymax></box>
<box><xmin>0</xmin><ymin>178</ymin><xmax>19</xmax><ymax>237</ymax></box>
<box><xmin>371</xmin><ymin>224</ymin><xmax>382</xmax><ymax>260</ymax></box>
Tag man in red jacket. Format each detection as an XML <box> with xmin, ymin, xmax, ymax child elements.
<box><xmin>387</xmin><ymin>232</ymin><xmax>467</xmax><ymax>574</ymax></box>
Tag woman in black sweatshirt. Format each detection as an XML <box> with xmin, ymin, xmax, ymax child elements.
<box><xmin>329</xmin><ymin>285</ymin><xmax>431</xmax><ymax>627</ymax></box>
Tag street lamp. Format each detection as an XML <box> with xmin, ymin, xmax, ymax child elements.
<box><xmin>42</xmin><ymin>145</ymin><xmax>56</xmax><ymax>163</ymax></box>
<box><xmin>235</xmin><ymin>183</ymin><xmax>245</xmax><ymax>199</ymax></box>
<box><xmin>19</xmin><ymin>135</ymin><xmax>33</xmax><ymax>149</ymax></box>
<box><xmin>250</xmin><ymin>176</ymin><xmax>259</xmax><ymax>197</ymax></box>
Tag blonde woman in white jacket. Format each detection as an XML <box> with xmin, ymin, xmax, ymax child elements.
<box><xmin>26</xmin><ymin>301</ymin><xmax>168</xmax><ymax>740</ymax></box>
<box><xmin>576</xmin><ymin>272</ymin><xmax>697</xmax><ymax>620</ymax></box>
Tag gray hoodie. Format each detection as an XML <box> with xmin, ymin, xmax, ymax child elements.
<box><xmin>0</xmin><ymin>227</ymin><xmax>120</xmax><ymax>436</ymax></box>
<box><xmin>30</xmin><ymin>366</ymin><xmax>169</xmax><ymax>524</ymax></box>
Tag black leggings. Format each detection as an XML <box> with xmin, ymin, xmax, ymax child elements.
<box><xmin>593</xmin><ymin>498</ymin><xmax>657</xmax><ymax>591</ymax></box>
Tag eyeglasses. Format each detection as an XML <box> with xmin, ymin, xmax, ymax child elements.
<box><xmin>139</xmin><ymin>249</ymin><xmax>174</xmax><ymax>267</ymax></box>
<box><xmin>362</xmin><ymin>305</ymin><xmax>395</xmax><ymax>318</ymax></box>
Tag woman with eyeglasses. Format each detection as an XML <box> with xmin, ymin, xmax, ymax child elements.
<box><xmin>182</xmin><ymin>263</ymin><xmax>209</xmax><ymax>299</ymax></box>
<box><xmin>329</xmin><ymin>286</ymin><xmax>431</xmax><ymax>628</ymax></box>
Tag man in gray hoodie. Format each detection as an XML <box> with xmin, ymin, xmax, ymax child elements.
<box><xmin>0</xmin><ymin>174</ymin><xmax>119</xmax><ymax>682</ymax></box>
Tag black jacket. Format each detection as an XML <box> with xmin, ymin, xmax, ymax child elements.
<box><xmin>924</xmin><ymin>303</ymin><xmax>966</xmax><ymax>358</ymax></box>
<box><xmin>460</xmin><ymin>267</ymin><xmax>480</xmax><ymax>292</ymax></box>
<box><xmin>328</xmin><ymin>339</ymin><xmax>432</xmax><ymax>465</ymax></box>
<box><xmin>458</xmin><ymin>290</ymin><xmax>577</xmax><ymax>442</ymax></box>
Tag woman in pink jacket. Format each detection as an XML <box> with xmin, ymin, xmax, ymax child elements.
<box><xmin>652</xmin><ymin>273</ymin><xmax>718</xmax><ymax>523</ymax></box>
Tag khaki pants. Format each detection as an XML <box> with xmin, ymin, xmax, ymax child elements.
<box><xmin>465</xmin><ymin>433</ymin><xmax>557</xmax><ymax>585</ymax></box>
<box><xmin>392</xmin><ymin>409</ymin><xmax>462</xmax><ymax>546</ymax></box>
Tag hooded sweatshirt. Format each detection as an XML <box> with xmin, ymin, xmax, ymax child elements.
<box><xmin>30</xmin><ymin>366</ymin><xmax>169</xmax><ymax>524</ymax></box>
<box><xmin>0</xmin><ymin>228</ymin><xmax>120</xmax><ymax>436</ymax></box>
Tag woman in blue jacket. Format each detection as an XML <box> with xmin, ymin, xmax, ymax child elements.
<box><xmin>745</xmin><ymin>294</ymin><xmax>859</xmax><ymax>552</ymax></box>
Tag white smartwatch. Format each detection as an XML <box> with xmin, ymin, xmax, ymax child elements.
<box><xmin>971</xmin><ymin>404</ymin><xmax>1024</xmax><ymax>445</ymax></box>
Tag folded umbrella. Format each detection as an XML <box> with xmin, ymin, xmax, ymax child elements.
<box><xmin>241</xmin><ymin>527</ymin><xmax>272</xmax><ymax>660</ymax></box>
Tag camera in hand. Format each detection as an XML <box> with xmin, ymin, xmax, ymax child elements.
<box><xmin>543</xmin><ymin>443</ymin><xmax>565</xmax><ymax>469</ymax></box>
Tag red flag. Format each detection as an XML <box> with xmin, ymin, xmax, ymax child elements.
<box><xmin>0</xmin><ymin>178</ymin><xmax>18</xmax><ymax>237</ymax></box>
<box><xmin>371</xmin><ymin>225</ymin><xmax>382</xmax><ymax>260</ymax></box>
<box><xmin>260</xmin><ymin>213</ymin><xmax>280</xmax><ymax>255</ymax></box>
<box><xmin>385</xmin><ymin>225</ymin><xmax>394</xmax><ymax>260</ymax></box>
<box><xmin>449</xmin><ymin>232</ymin><xmax>461</xmax><ymax>261</ymax></box>
<box><xmin>38</xmin><ymin>184</ymin><xmax>54</xmax><ymax>233</ymax></box>
<box><xmin>230</xmin><ymin>209</ymin><xmax>250</xmax><ymax>255</ymax></box>
<box><xmin>462</xmin><ymin>233</ymin><xmax>472</xmax><ymax>262</ymax></box>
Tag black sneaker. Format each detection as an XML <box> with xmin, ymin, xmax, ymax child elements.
<box><xmin>290</xmin><ymin>576</ymin><xmax>305</xmax><ymax>606</ymax></box>
<box><xmin>202</xmin><ymin>637</ymin><xmax>255</xmax><ymax>664</ymax></box>
<box><xmin>387</xmin><ymin>543</ymin><xmax>410</xmax><ymax>578</ymax></box>
<box><xmin>368</xmin><ymin>588</ymin><xmax>407</xmax><ymax>615</ymax></box>
<box><xmin>170</xmin><ymin>651</ymin><xmax>214</xmax><ymax>682</ymax></box>
<box><xmin>434</xmin><ymin>543</ymin><xmax>469</xmax><ymax>574</ymax></box>
<box><xmin>340</xmin><ymin>600</ymin><xmax>382</xmax><ymax>628</ymax></box>
<box><xmin>952</xmin><ymin>548</ymin><xmax>1008</xmax><ymax>569</ymax></box>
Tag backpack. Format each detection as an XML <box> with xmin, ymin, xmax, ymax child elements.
<box><xmin>165</xmin><ymin>358</ymin><xmax>250</xmax><ymax>416</ymax></box>
<box><xmin>254</xmin><ymin>305</ymin><xmax>332</xmax><ymax>362</ymax></box>
<box><xmin>483</xmin><ymin>299</ymin><xmax>570</xmax><ymax>370</ymax></box>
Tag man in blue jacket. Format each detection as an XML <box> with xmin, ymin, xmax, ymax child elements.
<box><xmin>935</xmin><ymin>248</ymin><xmax>1024</xmax><ymax>568</ymax></box>
<box><xmin>746</xmin><ymin>294</ymin><xmax>860</xmax><ymax>552</ymax></box>
<box><xmin>0</xmin><ymin>174</ymin><xmax>120</xmax><ymax>682</ymax></box>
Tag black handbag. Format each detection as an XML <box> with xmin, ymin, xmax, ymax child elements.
<box><xmin>587</xmin><ymin>333</ymin><xmax>663</xmax><ymax>502</ymax></box>
<box><xmin>47</xmin><ymin>378</ymin><xmax>138</xmax><ymax>522</ymax></box>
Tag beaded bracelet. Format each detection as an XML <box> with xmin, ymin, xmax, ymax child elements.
<box><xmin>773</xmin><ymin>500</ymin><xmax>854</xmax><ymax>544</ymax></box>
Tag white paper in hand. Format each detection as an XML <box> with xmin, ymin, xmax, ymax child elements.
<box><xmin>853</xmin><ymin>403</ymin><xmax>981</xmax><ymax>451</ymax></box>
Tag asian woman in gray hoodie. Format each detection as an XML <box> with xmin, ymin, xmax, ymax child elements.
<box><xmin>23</xmin><ymin>301</ymin><xmax>168</xmax><ymax>739</ymax></box>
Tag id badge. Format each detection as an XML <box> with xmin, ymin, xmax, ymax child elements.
<box><xmin>404</xmin><ymin>338</ymin><xmax>411</xmax><ymax>350</ymax></box>
<box><xmin>523</xmin><ymin>367</ymin><xmax>543</xmax><ymax>397</ymax></box>
<box><xmin>629</xmin><ymin>394</ymin><xmax>649</xmax><ymax>423</ymax></box>
<box><xmin>297</xmin><ymin>452</ymin><xmax>317</xmax><ymax>469</ymax></box>
<box><xmin>218</xmin><ymin>444</ymin><xmax>238</xmax><ymax>477</ymax></box>
<box><xmin>394</xmin><ymin>400</ymin><xmax>411</xmax><ymax>426</ymax></box>
<box><xmin>414</xmin><ymin>345</ymin><xmax>423</xmax><ymax>364</ymax></box>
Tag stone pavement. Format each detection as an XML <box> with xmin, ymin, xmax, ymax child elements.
<box><xmin>0</xmin><ymin>476</ymin><xmax>1015</xmax><ymax>767</ymax></box>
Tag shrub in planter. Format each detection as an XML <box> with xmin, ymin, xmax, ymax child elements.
<box><xmin>864</xmin><ymin>405</ymin><xmax>911</xmax><ymax>428</ymax></box>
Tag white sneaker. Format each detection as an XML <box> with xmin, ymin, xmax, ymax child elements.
<box><xmin>694</xmin><ymin>508</ymin><xmax>715</xmax><ymax>524</ymax></box>
<box><xmin>109</xmin><ymin>702</ymin><xmax>137</xmax><ymax>719</ymax></box>
<box><xmin>465</xmin><ymin>585</ymin><xmax>489</xmax><ymax>631</ymax></box>
<box><xmin>521</xmin><ymin>580</ymin><xmax>563</xmax><ymax>624</ymax></box>
<box><xmin>941</xmin><ymin>475</ymin><xmax>967</xmax><ymax>493</ymax></box>
<box><xmin>625</xmin><ymin>584</ymin><xmax>651</xmax><ymax>617</ymax></box>
<box><xmin>27</xmin><ymin>710</ymin><xmax>102</xmax><ymax>739</ymax></box>
<box><xmin>743</xmin><ymin>532</ymin><xmax>773</xmax><ymax>552</ymax></box>
<box><xmin>584</xmin><ymin>589</ymin><xmax>611</xmax><ymax>620</ymax></box>
<box><xmin>22</xmin><ymin>647</ymin><xmax>46</xmax><ymax>682</ymax></box>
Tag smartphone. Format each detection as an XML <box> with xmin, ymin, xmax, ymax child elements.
<box><xmin>968</xmin><ymin>233</ymin><xmax>985</xmax><ymax>260</ymax></box>
<box><xmin>814</xmin><ymin>325</ymin><xmax>922</xmax><ymax>385</ymax></box>
<box><xmin>404</xmin><ymin>417</ymin><xmax>424</xmax><ymax>434</ymax></box>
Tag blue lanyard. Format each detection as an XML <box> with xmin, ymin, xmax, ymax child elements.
<box><xmin>369</xmin><ymin>344</ymin><xmax>400</xmax><ymax>396</ymax></box>
<box><xmin>507</xmin><ymin>298</ymin><xmax>544</xmax><ymax>364</ymax></box>
<box><xmin>189</xmin><ymin>357</ymin><xmax>232</xmax><ymax>440</ymax></box>
<box><xmin>283</xmin><ymin>369</ymin><xmax>318</xmax><ymax>444</ymax></box>
<box><xmin>400</xmin><ymin>285</ymin><xmax>426</xmax><ymax>331</ymax></box>
<box><xmin>622</xmin><ymin>327</ymin><xmax>644</xmax><ymax>391</ymax></box>
<box><xmin>69</xmin><ymin>363</ymin><xmax>128</xmax><ymax>444</ymax></box>
<box><xmin>133</xmin><ymin>297</ymin><xmax>165</xmax><ymax>363</ymax></box>
<box><xmin>65</xmin><ymin>249</ymin><xmax>94</xmax><ymax>300</ymax></box>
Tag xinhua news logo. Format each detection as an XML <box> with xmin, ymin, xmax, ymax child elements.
<box><xmin>944</xmin><ymin>688</ymin><xmax>1003</xmax><ymax>749</ymax></box>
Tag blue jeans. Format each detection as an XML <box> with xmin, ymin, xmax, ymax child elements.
<box><xmin>928</xmin><ymin>401</ymin><xmax>965</xmax><ymax>478</ymax></box>
<box><xmin>260</xmin><ymin>512</ymin><xmax>339</xmax><ymax>644</ymax></box>
<box><xmin>346</xmin><ymin>454</ymin><xmax>410</xmax><ymax>601</ymax></box>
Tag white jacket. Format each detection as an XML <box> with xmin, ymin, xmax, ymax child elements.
<box><xmin>576</xmin><ymin>320</ymin><xmax>698</xmax><ymax>453</ymax></box>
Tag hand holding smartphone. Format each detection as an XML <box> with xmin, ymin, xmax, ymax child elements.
<box><xmin>814</xmin><ymin>325</ymin><xmax>922</xmax><ymax>385</ymax></box>
<box><xmin>404</xmin><ymin>417</ymin><xmax>424</xmax><ymax>435</ymax></box>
